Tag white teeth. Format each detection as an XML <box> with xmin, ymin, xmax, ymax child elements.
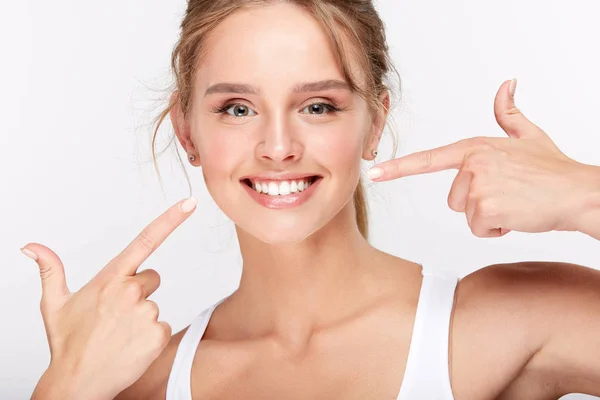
<box><xmin>279</xmin><ymin>181</ymin><xmax>290</xmax><ymax>195</ymax></box>
<box><xmin>268</xmin><ymin>182</ymin><xmax>279</xmax><ymax>196</ymax></box>
<box><xmin>249</xmin><ymin>178</ymin><xmax>316</xmax><ymax>196</ymax></box>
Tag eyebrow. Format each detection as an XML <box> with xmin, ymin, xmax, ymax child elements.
<box><xmin>204</xmin><ymin>79</ymin><xmax>351</xmax><ymax>97</ymax></box>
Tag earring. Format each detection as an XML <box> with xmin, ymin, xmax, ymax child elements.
<box><xmin>372</xmin><ymin>150</ymin><xmax>378</xmax><ymax>158</ymax></box>
<box><xmin>188</xmin><ymin>154</ymin><xmax>196</xmax><ymax>162</ymax></box>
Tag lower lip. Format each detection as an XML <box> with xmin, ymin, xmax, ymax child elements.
<box><xmin>241</xmin><ymin>177</ymin><xmax>322</xmax><ymax>209</ymax></box>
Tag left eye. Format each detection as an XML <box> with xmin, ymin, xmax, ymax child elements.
<box><xmin>301</xmin><ymin>103</ymin><xmax>334</xmax><ymax>115</ymax></box>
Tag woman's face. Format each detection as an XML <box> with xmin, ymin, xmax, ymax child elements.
<box><xmin>185</xmin><ymin>3</ymin><xmax>380</xmax><ymax>244</ymax></box>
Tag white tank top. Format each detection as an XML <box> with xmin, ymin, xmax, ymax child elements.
<box><xmin>166</xmin><ymin>265</ymin><xmax>458</xmax><ymax>400</ymax></box>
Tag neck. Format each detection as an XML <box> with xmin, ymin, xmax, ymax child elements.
<box><xmin>228</xmin><ymin>202</ymin><xmax>381</xmax><ymax>349</ymax></box>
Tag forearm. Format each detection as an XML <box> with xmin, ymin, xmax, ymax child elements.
<box><xmin>572</xmin><ymin>163</ymin><xmax>600</xmax><ymax>241</ymax></box>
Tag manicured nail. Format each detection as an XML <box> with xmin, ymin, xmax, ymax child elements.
<box><xmin>20</xmin><ymin>247</ymin><xmax>38</xmax><ymax>262</ymax></box>
<box><xmin>367</xmin><ymin>167</ymin><xmax>383</xmax><ymax>180</ymax></box>
<box><xmin>509</xmin><ymin>78</ymin><xmax>518</xmax><ymax>97</ymax></box>
<box><xmin>180</xmin><ymin>197</ymin><xmax>198</xmax><ymax>213</ymax></box>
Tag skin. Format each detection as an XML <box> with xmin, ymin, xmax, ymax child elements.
<box><xmin>25</xmin><ymin>3</ymin><xmax>600</xmax><ymax>400</ymax></box>
<box><xmin>128</xmin><ymin>3</ymin><xmax>600</xmax><ymax>399</ymax></box>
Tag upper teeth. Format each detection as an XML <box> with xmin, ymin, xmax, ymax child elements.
<box><xmin>250</xmin><ymin>178</ymin><xmax>314</xmax><ymax>196</ymax></box>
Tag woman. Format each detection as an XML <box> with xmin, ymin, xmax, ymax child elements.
<box><xmin>24</xmin><ymin>0</ymin><xmax>600</xmax><ymax>399</ymax></box>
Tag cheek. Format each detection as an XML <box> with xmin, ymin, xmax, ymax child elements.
<box><xmin>192</xmin><ymin>125</ymin><xmax>243</xmax><ymax>186</ymax></box>
<box><xmin>198</xmin><ymin>140</ymin><xmax>241</xmax><ymax>207</ymax></box>
<box><xmin>315</xmin><ymin>119</ymin><xmax>367</xmax><ymax>170</ymax></box>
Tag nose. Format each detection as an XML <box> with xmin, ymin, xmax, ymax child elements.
<box><xmin>255</xmin><ymin>116</ymin><xmax>303</xmax><ymax>164</ymax></box>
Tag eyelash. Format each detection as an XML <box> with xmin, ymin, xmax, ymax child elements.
<box><xmin>211</xmin><ymin>101</ymin><xmax>346</xmax><ymax>117</ymax></box>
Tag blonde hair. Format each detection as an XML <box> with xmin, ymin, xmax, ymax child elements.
<box><xmin>151</xmin><ymin>0</ymin><xmax>400</xmax><ymax>240</ymax></box>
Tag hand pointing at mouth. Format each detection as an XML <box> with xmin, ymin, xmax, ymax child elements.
<box><xmin>24</xmin><ymin>197</ymin><xmax>198</xmax><ymax>399</ymax></box>
<box><xmin>367</xmin><ymin>79</ymin><xmax>600</xmax><ymax>239</ymax></box>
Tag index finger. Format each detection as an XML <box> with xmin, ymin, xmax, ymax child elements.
<box><xmin>105</xmin><ymin>197</ymin><xmax>198</xmax><ymax>276</ymax></box>
<box><xmin>367</xmin><ymin>139</ymin><xmax>473</xmax><ymax>181</ymax></box>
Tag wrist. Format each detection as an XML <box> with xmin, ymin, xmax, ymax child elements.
<box><xmin>572</xmin><ymin>163</ymin><xmax>600</xmax><ymax>240</ymax></box>
<box><xmin>32</xmin><ymin>363</ymin><xmax>107</xmax><ymax>400</ymax></box>
<box><xmin>32</xmin><ymin>366</ymin><xmax>77</xmax><ymax>400</ymax></box>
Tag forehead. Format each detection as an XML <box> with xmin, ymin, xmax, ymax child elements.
<box><xmin>197</xmin><ymin>3</ymin><xmax>363</xmax><ymax>91</ymax></box>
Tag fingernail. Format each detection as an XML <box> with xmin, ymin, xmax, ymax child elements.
<box><xmin>180</xmin><ymin>197</ymin><xmax>198</xmax><ymax>213</ymax></box>
<box><xmin>509</xmin><ymin>78</ymin><xmax>518</xmax><ymax>97</ymax></box>
<box><xmin>367</xmin><ymin>167</ymin><xmax>383</xmax><ymax>180</ymax></box>
<box><xmin>20</xmin><ymin>247</ymin><xmax>38</xmax><ymax>261</ymax></box>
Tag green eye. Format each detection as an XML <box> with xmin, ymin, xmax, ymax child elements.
<box><xmin>226</xmin><ymin>104</ymin><xmax>256</xmax><ymax>117</ymax></box>
<box><xmin>302</xmin><ymin>103</ymin><xmax>333</xmax><ymax>115</ymax></box>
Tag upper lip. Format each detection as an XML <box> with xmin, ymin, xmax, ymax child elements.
<box><xmin>240</xmin><ymin>172</ymin><xmax>322</xmax><ymax>181</ymax></box>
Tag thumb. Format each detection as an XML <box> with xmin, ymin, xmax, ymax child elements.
<box><xmin>21</xmin><ymin>243</ymin><xmax>70</xmax><ymax>307</ymax></box>
<box><xmin>494</xmin><ymin>79</ymin><xmax>547</xmax><ymax>139</ymax></box>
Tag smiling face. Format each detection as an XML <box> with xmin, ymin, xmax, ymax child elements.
<box><xmin>176</xmin><ymin>2</ymin><xmax>384</xmax><ymax>244</ymax></box>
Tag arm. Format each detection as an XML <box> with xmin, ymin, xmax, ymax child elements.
<box><xmin>503</xmin><ymin>261</ymin><xmax>600</xmax><ymax>397</ymax></box>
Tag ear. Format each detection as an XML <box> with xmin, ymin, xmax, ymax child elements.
<box><xmin>170</xmin><ymin>91</ymin><xmax>199</xmax><ymax>165</ymax></box>
<box><xmin>362</xmin><ymin>89</ymin><xmax>390</xmax><ymax>160</ymax></box>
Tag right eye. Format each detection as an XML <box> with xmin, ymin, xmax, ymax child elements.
<box><xmin>222</xmin><ymin>103</ymin><xmax>257</xmax><ymax>117</ymax></box>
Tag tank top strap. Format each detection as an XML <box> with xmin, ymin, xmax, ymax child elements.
<box><xmin>166</xmin><ymin>296</ymin><xmax>228</xmax><ymax>400</ymax></box>
<box><xmin>397</xmin><ymin>265</ymin><xmax>459</xmax><ymax>400</ymax></box>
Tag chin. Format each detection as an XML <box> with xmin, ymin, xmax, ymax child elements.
<box><xmin>236</xmin><ymin>215</ymin><xmax>324</xmax><ymax>245</ymax></box>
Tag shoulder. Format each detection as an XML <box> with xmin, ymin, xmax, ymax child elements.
<box><xmin>451</xmin><ymin>261</ymin><xmax>600</xmax><ymax>398</ymax></box>
<box><xmin>456</xmin><ymin>260</ymin><xmax>600</xmax><ymax>322</ymax></box>
<box><xmin>114</xmin><ymin>326</ymin><xmax>190</xmax><ymax>400</ymax></box>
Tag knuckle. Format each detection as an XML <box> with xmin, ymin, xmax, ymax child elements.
<box><xmin>38</xmin><ymin>266</ymin><xmax>55</xmax><ymax>282</ymax></box>
<box><xmin>480</xmin><ymin>142</ymin><xmax>495</xmax><ymax>152</ymax></box>
<box><xmin>154</xmin><ymin>323</ymin><xmax>172</xmax><ymax>346</ymax></box>
<box><xmin>137</xmin><ymin>229</ymin><xmax>158</xmax><ymax>252</ymax></box>
<box><xmin>98</xmin><ymin>281</ymin><xmax>115</xmax><ymax>300</ymax></box>
<box><xmin>472</xmin><ymin>136</ymin><xmax>493</xmax><ymax>150</ymax></box>
<box><xmin>141</xmin><ymin>300</ymin><xmax>160</xmax><ymax>320</ymax></box>
<box><xmin>462</xmin><ymin>155</ymin><xmax>476</xmax><ymax>171</ymax></box>
<box><xmin>478</xmin><ymin>198</ymin><xmax>499</xmax><ymax>217</ymax></box>
<box><xmin>464</xmin><ymin>153</ymin><xmax>488</xmax><ymax>172</ymax></box>
<box><xmin>495</xmin><ymin>146</ymin><xmax>509</xmax><ymax>158</ymax></box>
<box><xmin>469</xmin><ymin>215</ymin><xmax>485</xmax><ymax>237</ymax></box>
<box><xmin>123</xmin><ymin>281</ymin><xmax>144</xmax><ymax>302</ymax></box>
<box><xmin>466</xmin><ymin>192</ymin><xmax>481</xmax><ymax>212</ymax></box>
<box><xmin>39</xmin><ymin>298</ymin><xmax>53</xmax><ymax>317</ymax></box>
<box><xmin>467</xmin><ymin>190</ymin><xmax>480</xmax><ymax>206</ymax></box>
<box><xmin>506</xmin><ymin>106</ymin><xmax>521</xmax><ymax>116</ymax></box>
<box><xmin>472</xmin><ymin>228</ymin><xmax>486</xmax><ymax>238</ymax></box>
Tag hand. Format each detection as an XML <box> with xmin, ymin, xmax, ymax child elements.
<box><xmin>367</xmin><ymin>79</ymin><xmax>598</xmax><ymax>238</ymax></box>
<box><xmin>23</xmin><ymin>197</ymin><xmax>198</xmax><ymax>400</ymax></box>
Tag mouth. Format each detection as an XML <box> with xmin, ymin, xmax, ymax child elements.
<box><xmin>240</xmin><ymin>175</ymin><xmax>323</xmax><ymax>209</ymax></box>
<box><xmin>241</xmin><ymin>175</ymin><xmax>322</xmax><ymax>196</ymax></box>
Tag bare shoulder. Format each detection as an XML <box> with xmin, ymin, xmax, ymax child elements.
<box><xmin>114</xmin><ymin>326</ymin><xmax>190</xmax><ymax>400</ymax></box>
<box><xmin>451</xmin><ymin>261</ymin><xmax>600</xmax><ymax>399</ymax></box>
<box><xmin>455</xmin><ymin>260</ymin><xmax>600</xmax><ymax>316</ymax></box>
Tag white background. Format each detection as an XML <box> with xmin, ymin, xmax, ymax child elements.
<box><xmin>1</xmin><ymin>0</ymin><xmax>599</xmax><ymax>398</ymax></box>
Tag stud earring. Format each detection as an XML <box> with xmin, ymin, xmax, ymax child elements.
<box><xmin>372</xmin><ymin>150</ymin><xmax>378</xmax><ymax>158</ymax></box>
<box><xmin>188</xmin><ymin>154</ymin><xmax>196</xmax><ymax>162</ymax></box>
